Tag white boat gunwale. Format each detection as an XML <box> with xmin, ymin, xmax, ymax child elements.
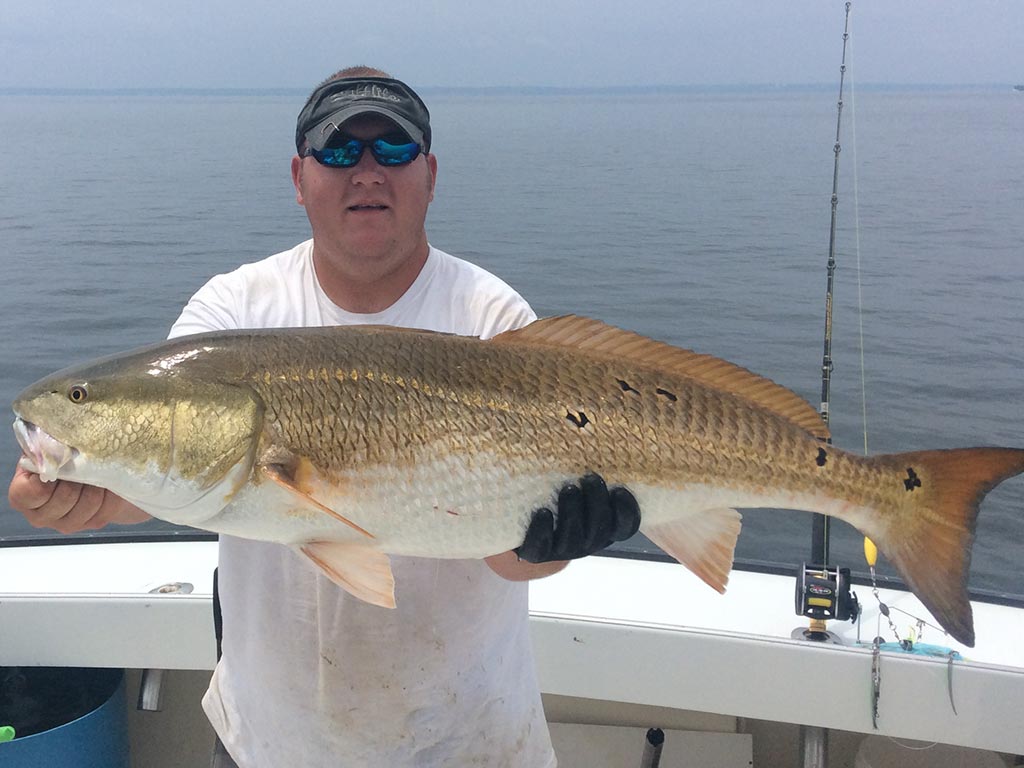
<box><xmin>2</xmin><ymin>539</ymin><xmax>1022</xmax><ymax>755</ymax></box>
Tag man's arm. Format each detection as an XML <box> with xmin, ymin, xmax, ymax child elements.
<box><xmin>8</xmin><ymin>463</ymin><xmax>151</xmax><ymax>534</ymax></box>
<box><xmin>484</xmin><ymin>551</ymin><xmax>570</xmax><ymax>581</ymax></box>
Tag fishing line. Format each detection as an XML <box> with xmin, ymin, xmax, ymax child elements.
<box><xmin>848</xmin><ymin>20</ymin><xmax>870</xmax><ymax>457</ymax></box>
<box><xmin>847</xmin><ymin>12</ymin><xmax>929</xmax><ymax>640</ymax></box>
<box><xmin>846</xmin><ymin>11</ymin><xmax>956</xmax><ymax>675</ymax></box>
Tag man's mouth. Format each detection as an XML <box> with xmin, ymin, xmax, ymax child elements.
<box><xmin>347</xmin><ymin>203</ymin><xmax>389</xmax><ymax>212</ymax></box>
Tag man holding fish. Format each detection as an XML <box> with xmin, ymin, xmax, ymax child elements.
<box><xmin>12</xmin><ymin>66</ymin><xmax>1024</xmax><ymax>768</ymax></box>
<box><xmin>9</xmin><ymin>67</ymin><xmax>641</xmax><ymax>766</ymax></box>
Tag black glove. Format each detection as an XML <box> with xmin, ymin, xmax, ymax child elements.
<box><xmin>515</xmin><ymin>473</ymin><xmax>641</xmax><ymax>563</ymax></box>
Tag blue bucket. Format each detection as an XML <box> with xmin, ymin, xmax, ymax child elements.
<box><xmin>0</xmin><ymin>667</ymin><xmax>129</xmax><ymax>768</ymax></box>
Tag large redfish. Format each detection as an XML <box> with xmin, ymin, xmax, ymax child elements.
<box><xmin>12</xmin><ymin>316</ymin><xmax>1024</xmax><ymax>646</ymax></box>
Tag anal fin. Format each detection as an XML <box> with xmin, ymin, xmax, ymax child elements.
<box><xmin>642</xmin><ymin>507</ymin><xmax>742</xmax><ymax>593</ymax></box>
<box><xmin>300</xmin><ymin>541</ymin><xmax>396</xmax><ymax>608</ymax></box>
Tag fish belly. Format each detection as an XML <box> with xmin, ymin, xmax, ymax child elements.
<box><xmin>204</xmin><ymin>451</ymin><xmax>577</xmax><ymax>558</ymax></box>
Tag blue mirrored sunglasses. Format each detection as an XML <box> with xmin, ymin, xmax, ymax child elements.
<box><xmin>303</xmin><ymin>135</ymin><xmax>422</xmax><ymax>168</ymax></box>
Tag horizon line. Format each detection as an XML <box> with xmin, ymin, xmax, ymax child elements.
<box><xmin>1</xmin><ymin>82</ymin><xmax>1017</xmax><ymax>96</ymax></box>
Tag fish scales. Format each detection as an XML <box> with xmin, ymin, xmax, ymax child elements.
<box><xmin>244</xmin><ymin>329</ymin><xmax>802</xmax><ymax>497</ymax></box>
<box><xmin>12</xmin><ymin>316</ymin><xmax>1024</xmax><ymax>644</ymax></box>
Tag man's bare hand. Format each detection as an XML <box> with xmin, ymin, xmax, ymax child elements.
<box><xmin>8</xmin><ymin>463</ymin><xmax>151</xmax><ymax>534</ymax></box>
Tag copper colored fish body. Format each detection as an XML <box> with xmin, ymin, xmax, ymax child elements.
<box><xmin>13</xmin><ymin>316</ymin><xmax>1024</xmax><ymax>645</ymax></box>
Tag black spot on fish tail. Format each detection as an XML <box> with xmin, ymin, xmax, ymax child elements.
<box><xmin>816</xmin><ymin>448</ymin><xmax>828</xmax><ymax>467</ymax></box>
<box><xmin>904</xmin><ymin>467</ymin><xmax>922</xmax><ymax>492</ymax></box>
<box><xmin>617</xmin><ymin>379</ymin><xmax>640</xmax><ymax>395</ymax></box>
<box><xmin>566</xmin><ymin>410</ymin><xmax>591</xmax><ymax>429</ymax></box>
<box><xmin>655</xmin><ymin>388</ymin><xmax>678</xmax><ymax>402</ymax></box>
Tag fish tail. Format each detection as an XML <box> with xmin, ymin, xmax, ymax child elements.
<box><xmin>872</xmin><ymin>447</ymin><xmax>1024</xmax><ymax>648</ymax></box>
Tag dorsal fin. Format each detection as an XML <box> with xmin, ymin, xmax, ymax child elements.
<box><xmin>492</xmin><ymin>315</ymin><xmax>830</xmax><ymax>440</ymax></box>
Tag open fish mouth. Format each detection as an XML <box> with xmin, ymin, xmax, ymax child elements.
<box><xmin>12</xmin><ymin>417</ymin><xmax>78</xmax><ymax>482</ymax></box>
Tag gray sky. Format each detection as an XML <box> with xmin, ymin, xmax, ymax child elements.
<box><xmin>2</xmin><ymin>0</ymin><xmax>1021</xmax><ymax>89</ymax></box>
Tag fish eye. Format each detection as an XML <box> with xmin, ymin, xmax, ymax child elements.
<box><xmin>68</xmin><ymin>384</ymin><xmax>89</xmax><ymax>403</ymax></box>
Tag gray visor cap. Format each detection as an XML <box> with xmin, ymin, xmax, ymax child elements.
<box><xmin>295</xmin><ymin>77</ymin><xmax>431</xmax><ymax>152</ymax></box>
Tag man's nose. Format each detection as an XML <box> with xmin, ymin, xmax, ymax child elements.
<box><xmin>349</xmin><ymin>151</ymin><xmax>386</xmax><ymax>183</ymax></box>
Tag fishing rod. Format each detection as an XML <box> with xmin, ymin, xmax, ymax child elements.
<box><xmin>794</xmin><ymin>1</ymin><xmax>859</xmax><ymax>651</ymax></box>
<box><xmin>814</xmin><ymin>0</ymin><xmax>853</xmax><ymax>569</ymax></box>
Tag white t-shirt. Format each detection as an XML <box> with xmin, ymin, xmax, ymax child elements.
<box><xmin>169</xmin><ymin>240</ymin><xmax>555</xmax><ymax>768</ymax></box>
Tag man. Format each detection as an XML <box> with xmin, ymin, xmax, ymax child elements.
<box><xmin>8</xmin><ymin>67</ymin><xmax>639</xmax><ymax>767</ymax></box>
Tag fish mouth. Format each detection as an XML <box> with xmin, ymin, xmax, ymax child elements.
<box><xmin>12</xmin><ymin>417</ymin><xmax>78</xmax><ymax>482</ymax></box>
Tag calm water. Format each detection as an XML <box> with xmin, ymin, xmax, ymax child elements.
<box><xmin>1</xmin><ymin>87</ymin><xmax>1021</xmax><ymax>600</ymax></box>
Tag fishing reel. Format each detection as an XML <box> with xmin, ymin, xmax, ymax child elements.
<box><xmin>795</xmin><ymin>564</ymin><xmax>860</xmax><ymax>625</ymax></box>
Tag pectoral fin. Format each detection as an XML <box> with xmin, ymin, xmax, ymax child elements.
<box><xmin>300</xmin><ymin>541</ymin><xmax>396</xmax><ymax>608</ymax></box>
<box><xmin>260</xmin><ymin>463</ymin><xmax>374</xmax><ymax>539</ymax></box>
<box><xmin>642</xmin><ymin>507</ymin><xmax>742</xmax><ymax>593</ymax></box>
